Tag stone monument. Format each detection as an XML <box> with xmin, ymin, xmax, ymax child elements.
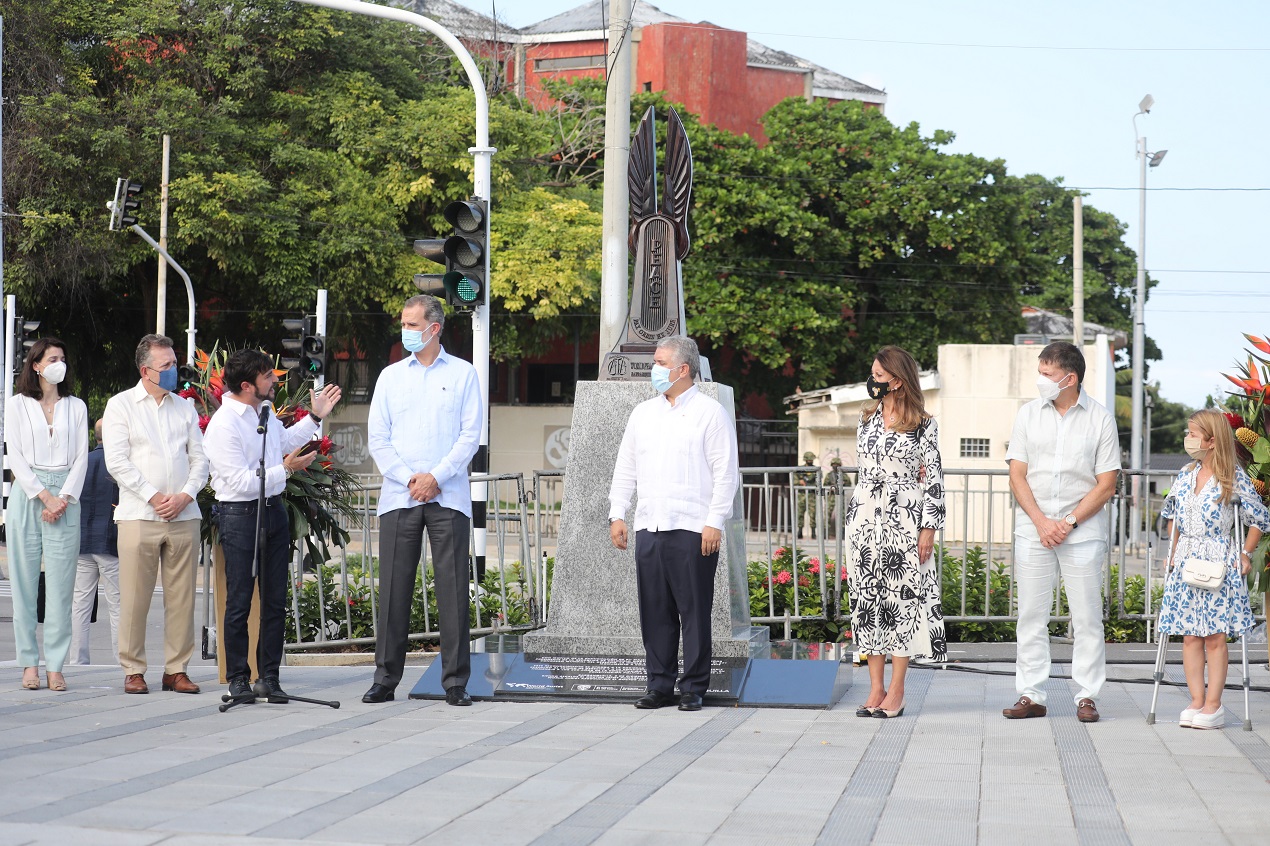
<box><xmin>411</xmin><ymin>108</ymin><xmax>841</xmax><ymax>707</ymax></box>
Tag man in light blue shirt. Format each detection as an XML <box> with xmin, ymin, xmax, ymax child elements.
<box><xmin>363</xmin><ymin>295</ymin><xmax>482</xmax><ymax>706</ymax></box>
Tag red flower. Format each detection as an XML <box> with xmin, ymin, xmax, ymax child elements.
<box><xmin>798</xmin><ymin>575</ymin><xmax>810</xmax><ymax>588</ymax></box>
<box><xmin>318</xmin><ymin>435</ymin><xmax>335</xmax><ymax>455</ymax></box>
<box><xmin>293</xmin><ymin>407</ymin><xmax>310</xmax><ymax>423</ymax></box>
<box><xmin>774</xmin><ymin>547</ymin><xmax>786</xmax><ymax>558</ymax></box>
<box><xmin>1225</xmin><ymin>412</ymin><xmax>1247</xmax><ymax>430</ymax></box>
<box><xmin>840</xmin><ymin>565</ymin><xmax>849</xmax><ymax>580</ymax></box>
<box><xmin>1246</xmin><ymin>334</ymin><xmax>1270</xmax><ymax>355</ymax></box>
<box><xmin>210</xmin><ymin>385</ymin><xmax>225</xmax><ymax>403</ymax></box>
<box><xmin>178</xmin><ymin>387</ymin><xmax>200</xmax><ymax>401</ymax></box>
<box><xmin>774</xmin><ymin>570</ymin><xmax>792</xmax><ymax>585</ymax></box>
<box><xmin>197</xmin><ymin>415</ymin><xmax>211</xmax><ymax>432</ymax></box>
<box><xmin>808</xmin><ymin>557</ymin><xmax>821</xmax><ymax>574</ymax></box>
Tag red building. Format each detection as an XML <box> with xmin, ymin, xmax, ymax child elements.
<box><xmin>509</xmin><ymin>3</ymin><xmax>885</xmax><ymax>144</ymax></box>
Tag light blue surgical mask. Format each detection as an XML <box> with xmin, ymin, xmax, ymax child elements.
<box><xmin>650</xmin><ymin>364</ymin><xmax>683</xmax><ymax>394</ymax></box>
<box><xmin>402</xmin><ymin>323</ymin><xmax>437</xmax><ymax>354</ymax></box>
<box><xmin>156</xmin><ymin>366</ymin><xmax>178</xmax><ymax>392</ymax></box>
<box><xmin>402</xmin><ymin>329</ymin><xmax>426</xmax><ymax>353</ymax></box>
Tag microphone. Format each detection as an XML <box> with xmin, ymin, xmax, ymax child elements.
<box><xmin>257</xmin><ymin>401</ymin><xmax>271</xmax><ymax>434</ymax></box>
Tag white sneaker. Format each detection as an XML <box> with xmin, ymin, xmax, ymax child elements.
<box><xmin>1190</xmin><ymin>706</ymin><xmax>1227</xmax><ymax>730</ymax></box>
<box><xmin>1179</xmin><ymin>707</ymin><xmax>1200</xmax><ymax>728</ymax></box>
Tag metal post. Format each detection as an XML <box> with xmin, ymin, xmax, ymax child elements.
<box><xmin>1130</xmin><ymin>132</ymin><xmax>1148</xmax><ymax>549</ymax></box>
<box><xmin>129</xmin><ymin>225</ymin><xmax>195</xmax><ymax>363</ymax></box>
<box><xmin>1072</xmin><ymin>195</ymin><xmax>1084</xmax><ymax>355</ymax></box>
<box><xmin>315</xmin><ymin>288</ymin><xmax>327</xmax><ymax>435</ymax></box>
<box><xmin>599</xmin><ymin>0</ymin><xmax>633</xmax><ymax>356</ymax></box>
<box><xmin>288</xmin><ymin>0</ymin><xmax>496</xmax><ymax>580</ymax></box>
<box><xmin>0</xmin><ymin>17</ymin><xmax>6</xmax><ymax>439</ymax></box>
<box><xmin>157</xmin><ymin>134</ymin><xmax>171</xmax><ymax>336</ymax></box>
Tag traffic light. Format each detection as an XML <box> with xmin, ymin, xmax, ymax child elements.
<box><xmin>280</xmin><ymin>317</ymin><xmax>306</xmax><ymax>372</ymax></box>
<box><xmin>12</xmin><ymin>316</ymin><xmax>40</xmax><ymax>374</ymax></box>
<box><xmin>177</xmin><ymin>364</ymin><xmax>199</xmax><ymax>391</ymax></box>
<box><xmin>108</xmin><ymin>178</ymin><xmax>143</xmax><ymax>230</ymax></box>
<box><xmin>301</xmin><ymin>330</ymin><xmax>326</xmax><ymax>379</ymax></box>
<box><xmin>411</xmin><ymin>198</ymin><xmax>487</xmax><ymax>313</ymax></box>
<box><xmin>442</xmin><ymin>198</ymin><xmax>486</xmax><ymax>312</ymax></box>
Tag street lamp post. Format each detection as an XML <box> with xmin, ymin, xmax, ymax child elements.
<box><xmin>1131</xmin><ymin>94</ymin><xmax>1166</xmax><ymax>547</ymax></box>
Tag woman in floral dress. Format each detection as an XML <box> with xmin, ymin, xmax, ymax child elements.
<box><xmin>1159</xmin><ymin>409</ymin><xmax>1270</xmax><ymax>729</ymax></box>
<box><xmin>845</xmin><ymin>346</ymin><xmax>947</xmax><ymax>719</ymax></box>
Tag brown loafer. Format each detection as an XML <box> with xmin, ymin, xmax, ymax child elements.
<box><xmin>162</xmin><ymin>672</ymin><xmax>200</xmax><ymax>694</ymax></box>
<box><xmin>1076</xmin><ymin>698</ymin><xmax>1099</xmax><ymax>723</ymax></box>
<box><xmin>124</xmin><ymin>674</ymin><xmax>149</xmax><ymax>694</ymax></box>
<box><xmin>1003</xmin><ymin>696</ymin><xmax>1047</xmax><ymax>719</ymax></box>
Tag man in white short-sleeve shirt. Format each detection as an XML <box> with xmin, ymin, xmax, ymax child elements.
<box><xmin>1003</xmin><ymin>341</ymin><xmax>1120</xmax><ymax>724</ymax></box>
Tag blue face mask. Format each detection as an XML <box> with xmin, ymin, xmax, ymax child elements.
<box><xmin>402</xmin><ymin>324</ymin><xmax>435</xmax><ymax>354</ymax></box>
<box><xmin>650</xmin><ymin>364</ymin><xmax>682</xmax><ymax>394</ymax></box>
<box><xmin>156</xmin><ymin>366</ymin><xmax>178</xmax><ymax>393</ymax></box>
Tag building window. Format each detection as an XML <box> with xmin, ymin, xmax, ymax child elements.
<box><xmin>534</xmin><ymin>55</ymin><xmax>606</xmax><ymax>72</ymax></box>
<box><xmin>643</xmin><ymin>81</ymin><xmax>652</xmax><ymax>92</ymax></box>
<box><xmin>960</xmin><ymin>437</ymin><xmax>990</xmax><ymax>459</ymax></box>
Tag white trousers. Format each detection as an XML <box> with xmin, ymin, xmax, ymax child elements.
<box><xmin>1014</xmin><ymin>537</ymin><xmax>1107</xmax><ymax>705</ymax></box>
<box><xmin>69</xmin><ymin>553</ymin><xmax>121</xmax><ymax>665</ymax></box>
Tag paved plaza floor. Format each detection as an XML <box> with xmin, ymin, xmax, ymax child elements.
<box><xmin>2</xmin><ymin>589</ymin><xmax>1270</xmax><ymax>845</ymax></box>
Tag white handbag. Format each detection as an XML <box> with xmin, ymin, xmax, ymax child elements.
<box><xmin>1168</xmin><ymin>502</ymin><xmax>1242</xmax><ymax>592</ymax></box>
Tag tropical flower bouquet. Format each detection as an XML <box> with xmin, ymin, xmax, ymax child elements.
<box><xmin>1223</xmin><ymin>333</ymin><xmax>1270</xmax><ymax>590</ymax></box>
<box><xmin>181</xmin><ymin>346</ymin><xmax>363</xmax><ymax>564</ymax></box>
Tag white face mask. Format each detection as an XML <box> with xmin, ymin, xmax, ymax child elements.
<box><xmin>1036</xmin><ymin>372</ymin><xmax>1070</xmax><ymax>402</ymax></box>
<box><xmin>41</xmin><ymin>361</ymin><xmax>67</xmax><ymax>385</ymax></box>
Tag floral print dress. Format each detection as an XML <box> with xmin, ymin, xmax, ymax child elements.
<box><xmin>845</xmin><ymin>410</ymin><xmax>947</xmax><ymax>660</ymax></box>
<box><xmin>1158</xmin><ymin>466</ymin><xmax>1270</xmax><ymax>636</ymax></box>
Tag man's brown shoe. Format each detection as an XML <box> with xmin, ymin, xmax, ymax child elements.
<box><xmin>1003</xmin><ymin>696</ymin><xmax>1046</xmax><ymax>719</ymax></box>
<box><xmin>162</xmin><ymin>672</ymin><xmax>200</xmax><ymax>694</ymax></box>
<box><xmin>124</xmin><ymin>674</ymin><xmax>149</xmax><ymax>694</ymax></box>
<box><xmin>1076</xmin><ymin>698</ymin><xmax>1099</xmax><ymax>723</ymax></box>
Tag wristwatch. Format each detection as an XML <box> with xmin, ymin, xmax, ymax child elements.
<box><xmin>1064</xmin><ymin>514</ymin><xmax>1078</xmax><ymax>529</ymax></box>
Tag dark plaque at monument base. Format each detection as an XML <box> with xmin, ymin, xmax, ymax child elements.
<box><xmin>499</xmin><ymin>653</ymin><xmax>747</xmax><ymax>703</ymax></box>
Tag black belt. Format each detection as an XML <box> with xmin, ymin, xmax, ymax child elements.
<box><xmin>219</xmin><ymin>495</ymin><xmax>283</xmax><ymax>509</ymax></box>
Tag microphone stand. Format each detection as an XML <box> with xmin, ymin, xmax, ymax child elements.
<box><xmin>222</xmin><ymin>401</ymin><xmax>339</xmax><ymax>713</ymax></box>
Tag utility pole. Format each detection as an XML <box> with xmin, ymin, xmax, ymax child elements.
<box><xmin>598</xmin><ymin>0</ymin><xmax>633</xmax><ymax>357</ymax></box>
<box><xmin>157</xmin><ymin>134</ymin><xmax>171</xmax><ymax>336</ymax></box>
<box><xmin>1072</xmin><ymin>195</ymin><xmax>1084</xmax><ymax>356</ymax></box>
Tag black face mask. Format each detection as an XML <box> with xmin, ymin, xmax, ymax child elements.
<box><xmin>866</xmin><ymin>376</ymin><xmax>893</xmax><ymax>400</ymax></box>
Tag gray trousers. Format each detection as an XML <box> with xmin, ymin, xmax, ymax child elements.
<box><xmin>374</xmin><ymin>503</ymin><xmax>471</xmax><ymax>691</ymax></box>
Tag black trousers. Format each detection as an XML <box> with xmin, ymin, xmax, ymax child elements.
<box><xmin>375</xmin><ymin>503</ymin><xmax>471</xmax><ymax>691</ymax></box>
<box><xmin>219</xmin><ymin>498</ymin><xmax>290</xmax><ymax>682</ymax></box>
<box><xmin>634</xmin><ymin>529</ymin><xmax>719</xmax><ymax>697</ymax></box>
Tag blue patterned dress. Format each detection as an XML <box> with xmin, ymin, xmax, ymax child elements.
<box><xmin>1158</xmin><ymin>465</ymin><xmax>1270</xmax><ymax>636</ymax></box>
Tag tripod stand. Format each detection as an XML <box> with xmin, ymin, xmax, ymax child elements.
<box><xmin>220</xmin><ymin>402</ymin><xmax>339</xmax><ymax>713</ymax></box>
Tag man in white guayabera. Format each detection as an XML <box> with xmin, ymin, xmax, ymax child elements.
<box><xmin>608</xmin><ymin>336</ymin><xmax>739</xmax><ymax>713</ymax></box>
<box><xmin>1003</xmin><ymin>341</ymin><xmax>1120</xmax><ymax>724</ymax></box>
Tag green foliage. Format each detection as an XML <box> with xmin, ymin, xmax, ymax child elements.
<box><xmin>287</xmin><ymin>556</ymin><xmax>536</xmax><ymax>645</ymax></box>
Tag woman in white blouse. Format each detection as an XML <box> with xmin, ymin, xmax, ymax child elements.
<box><xmin>5</xmin><ymin>339</ymin><xmax>88</xmax><ymax>691</ymax></box>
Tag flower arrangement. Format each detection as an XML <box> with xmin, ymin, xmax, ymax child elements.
<box><xmin>1222</xmin><ymin>333</ymin><xmax>1270</xmax><ymax>588</ymax></box>
<box><xmin>182</xmin><ymin>346</ymin><xmax>363</xmax><ymax>564</ymax></box>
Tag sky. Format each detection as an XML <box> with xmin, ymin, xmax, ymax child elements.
<box><xmin>452</xmin><ymin>0</ymin><xmax>1270</xmax><ymax>409</ymax></box>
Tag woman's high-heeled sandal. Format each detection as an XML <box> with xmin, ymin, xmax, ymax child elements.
<box><xmin>21</xmin><ymin>669</ymin><xmax>40</xmax><ymax>690</ymax></box>
<box><xmin>46</xmin><ymin>672</ymin><xmax>66</xmax><ymax>692</ymax></box>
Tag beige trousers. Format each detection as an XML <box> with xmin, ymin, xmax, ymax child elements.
<box><xmin>117</xmin><ymin>519</ymin><xmax>200</xmax><ymax>676</ymax></box>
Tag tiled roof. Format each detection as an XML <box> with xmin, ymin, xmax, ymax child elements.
<box><xmin>746</xmin><ymin>38</ymin><xmax>885</xmax><ymax>102</ymax></box>
<box><xmin>519</xmin><ymin>0</ymin><xmax>688</xmax><ymax>35</ymax></box>
<box><xmin>395</xmin><ymin>0</ymin><xmax>506</xmax><ymax>38</ymax></box>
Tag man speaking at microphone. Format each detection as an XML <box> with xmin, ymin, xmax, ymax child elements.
<box><xmin>203</xmin><ymin>350</ymin><xmax>341</xmax><ymax>703</ymax></box>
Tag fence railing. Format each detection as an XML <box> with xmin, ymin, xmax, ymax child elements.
<box><xmin>232</xmin><ymin>465</ymin><xmax>1213</xmax><ymax>654</ymax></box>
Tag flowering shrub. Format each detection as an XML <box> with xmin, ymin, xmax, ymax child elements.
<box><xmin>1221</xmin><ymin>333</ymin><xmax>1270</xmax><ymax>590</ymax></box>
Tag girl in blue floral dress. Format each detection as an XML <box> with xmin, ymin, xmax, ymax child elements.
<box><xmin>1159</xmin><ymin>409</ymin><xmax>1270</xmax><ymax>730</ymax></box>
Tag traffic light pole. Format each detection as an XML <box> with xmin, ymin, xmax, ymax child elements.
<box><xmin>128</xmin><ymin>225</ymin><xmax>196</xmax><ymax>364</ymax></box>
<box><xmin>292</xmin><ymin>0</ymin><xmax>495</xmax><ymax>580</ymax></box>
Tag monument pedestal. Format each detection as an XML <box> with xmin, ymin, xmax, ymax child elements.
<box><xmin>408</xmin><ymin>380</ymin><xmax>847</xmax><ymax>709</ymax></box>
